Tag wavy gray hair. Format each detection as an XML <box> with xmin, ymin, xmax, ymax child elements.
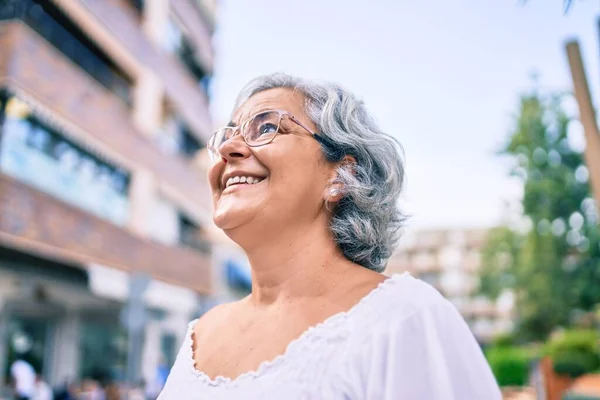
<box><xmin>234</xmin><ymin>73</ymin><xmax>406</xmax><ymax>272</ymax></box>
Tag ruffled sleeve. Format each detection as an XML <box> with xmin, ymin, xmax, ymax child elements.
<box><xmin>359</xmin><ymin>294</ymin><xmax>502</xmax><ymax>400</ymax></box>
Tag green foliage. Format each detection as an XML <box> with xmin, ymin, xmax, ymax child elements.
<box><xmin>545</xmin><ymin>330</ymin><xmax>599</xmax><ymax>355</ymax></box>
<box><xmin>563</xmin><ymin>394</ymin><xmax>600</xmax><ymax>400</ymax></box>
<box><xmin>485</xmin><ymin>345</ymin><xmax>538</xmax><ymax>386</ymax></box>
<box><xmin>479</xmin><ymin>227</ymin><xmax>522</xmax><ymax>300</ymax></box>
<box><xmin>544</xmin><ymin>330</ymin><xmax>600</xmax><ymax>378</ymax></box>
<box><xmin>479</xmin><ymin>91</ymin><xmax>600</xmax><ymax>341</ymax></box>
<box><xmin>553</xmin><ymin>352</ymin><xmax>598</xmax><ymax>378</ymax></box>
<box><xmin>492</xmin><ymin>333</ymin><xmax>519</xmax><ymax>347</ymax></box>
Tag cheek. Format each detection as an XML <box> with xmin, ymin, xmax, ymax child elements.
<box><xmin>264</xmin><ymin>150</ymin><xmax>329</xmax><ymax>204</ymax></box>
<box><xmin>208</xmin><ymin>162</ymin><xmax>224</xmax><ymax>193</ymax></box>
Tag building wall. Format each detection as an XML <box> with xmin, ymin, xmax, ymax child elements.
<box><xmin>0</xmin><ymin>0</ymin><xmax>218</xmax><ymax>391</ymax></box>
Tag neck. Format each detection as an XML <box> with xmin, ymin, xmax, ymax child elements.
<box><xmin>239</xmin><ymin>219</ymin><xmax>357</xmax><ymax>307</ymax></box>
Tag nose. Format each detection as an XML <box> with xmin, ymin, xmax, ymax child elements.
<box><xmin>219</xmin><ymin>133</ymin><xmax>252</xmax><ymax>163</ymax></box>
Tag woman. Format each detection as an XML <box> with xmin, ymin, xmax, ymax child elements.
<box><xmin>159</xmin><ymin>74</ymin><xmax>501</xmax><ymax>399</ymax></box>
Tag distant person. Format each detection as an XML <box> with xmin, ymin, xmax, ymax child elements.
<box><xmin>158</xmin><ymin>73</ymin><xmax>502</xmax><ymax>399</ymax></box>
<box><xmin>127</xmin><ymin>380</ymin><xmax>145</xmax><ymax>400</ymax></box>
<box><xmin>32</xmin><ymin>375</ymin><xmax>52</xmax><ymax>400</ymax></box>
<box><xmin>103</xmin><ymin>383</ymin><xmax>120</xmax><ymax>400</ymax></box>
<box><xmin>52</xmin><ymin>380</ymin><xmax>77</xmax><ymax>400</ymax></box>
<box><xmin>10</xmin><ymin>358</ymin><xmax>36</xmax><ymax>400</ymax></box>
<box><xmin>79</xmin><ymin>379</ymin><xmax>104</xmax><ymax>400</ymax></box>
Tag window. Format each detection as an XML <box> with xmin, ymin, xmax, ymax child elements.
<box><xmin>0</xmin><ymin>0</ymin><xmax>133</xmax><ymax>105</ymax></box>
<box><xmin>157</xmin><ymin>100</ymin><xmax>204</xmax><ymax>159</ymax></box>
<box><xmin>0</xmin><ymin>95</ymin><xmax>131</xmax><ymax>225</ymax></box>
<box><xmin>80</xmin><ymin>320</ymin><xmax>127</xmax><ymax>382</ymax></box>
<box><xmin>17</xmin><ymin>118</ymin><xmax>130</xmax><ymax>196</ymax></box>
<box><xmin>163</xmin><ymin>16</ymin><xmax>207</xmax><ymax>87</ymax></box>
<box><xmin>160</xmin><ymin>333</ymin><xmax>176</xmax><ymax>368</ymax></box>
<box><xmin>4</xmin><ymin>317</ymin><xmax>50</xmax><ymax>383</ymax></box>
<box><xmin>0</xmin><ymin>90</ymin><xmax>8</xmax><ymax>145</ymax></box>
<box><xmin>179</xmin><ymin>124</ymin><xmax>203</xmax><ymax>158</ymax></box>
<box><xmin>178</xmin><ymin>214</ymin><xmax>211</xmax><ymax>254</ymax></box>
<box><xmin>199</xmin><ymin>75</ymin><xmax>212</xmax><ymax>98</ymax></box>
<box><xmin>124</xmin><ymin>0</ymin><xmax>144</xmax><ymax>16</ymax></box>
<box><xmin>163</xmin><ymin>17</ymin><xmax>184</xmax><ymax>54</ymax></box>
<box><xmin>178</xmin><ymin>36</ymin><xmax>206</xmax><ymax>83</ymax></box>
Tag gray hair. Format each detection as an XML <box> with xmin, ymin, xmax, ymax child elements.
<box><xmin>234</xmin><ymin>73</ymin><xmax>407</xmax><ymax>272</ymax></box>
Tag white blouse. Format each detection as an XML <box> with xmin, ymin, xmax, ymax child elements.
<box><xmin>158</xmin><ymin>273</ymin><xmax>501</xmax><ymax>399</ymax></box>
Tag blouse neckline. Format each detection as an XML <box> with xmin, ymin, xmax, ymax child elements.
<box><xmin>184</xmin><ymin>272</ymin><xmax>409</xmax><ymax>388</ymax></box>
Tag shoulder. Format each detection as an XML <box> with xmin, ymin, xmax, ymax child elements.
<box><xmin>350</xmin><ymin>275</ymin><xmax>501</xmax><ymax>398</ymax></box>
<box><xmin>360</xmin><ymin>273</ymin><xmax>463</xmax><ymax>334</ymax></box>
<box><xmin>380</xmin><ymin>273</ymin><xmax>449</xmax><ymax>314</ymax></box>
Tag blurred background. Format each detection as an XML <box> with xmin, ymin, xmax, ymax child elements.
<box><xmin>0</xmin><ymin>0</ymin><xmax>598</xmax><ymax>399</ymax></box>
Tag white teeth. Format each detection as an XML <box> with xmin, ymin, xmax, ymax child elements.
<box><xmin>225</xmin><ymin>175</ymin><xmax>264</xmax><ymax>188</ymax></box>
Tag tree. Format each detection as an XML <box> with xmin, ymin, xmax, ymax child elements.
<box><xmin>520</xmin><ymin>0</ymin><xmax>575</xmax><ymax>13</ymax></box>
<box><xmin>562</xmin><ymin>0</ymin><xmax>574</xmax><ymax>12</ymax></box>
<box><xmin>479</xmin><ymin>90</ymin><xmax>600</xmax><ymax>341</ymax></box>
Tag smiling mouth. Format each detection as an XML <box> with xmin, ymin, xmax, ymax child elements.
<box><xmin>224</xmin><ymin>176</ymin><xmax>266</xmax><ymax>190</ymax></box>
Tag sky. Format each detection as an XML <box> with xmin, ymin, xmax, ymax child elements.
<box><xmin>210</xmin><ymin>0</ymin><xmax>600</xmax><ymax>231</ymax></box>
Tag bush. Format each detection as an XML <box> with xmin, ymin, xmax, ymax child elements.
<box><xmin>485</xmin><ymin>345</ymin><xmax>537</xmax><ymax>387</ymax></box>
<box><xmin>544</xmin><ymin>330</ymin><xmax>600</xmax><ymax>379</ymax></box>
<box><xmin>492</xmin><ymin>333</ymin><xmax>518</xmax><ymax>347</ymax></box>
<box><xmin>552</xmin><ymin>352</ymin><xmax>598</xmax><ymax>378</ymax></box>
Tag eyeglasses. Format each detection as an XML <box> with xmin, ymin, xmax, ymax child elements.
<box><xmin>207</xmin><ymin>109</ymin><xmax>322</xmax><ymax>162</ymax></box>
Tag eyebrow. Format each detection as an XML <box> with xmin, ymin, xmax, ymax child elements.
<box><xmin>227</xmin><ymin>120</ymin><xmax>236</xmax><ymax>127</ymax></box>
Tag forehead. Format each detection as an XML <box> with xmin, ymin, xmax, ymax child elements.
<box><xmin>232</xmin><ymin>88</ymin><xmax>306</xmax><ymax>123</ymax></box>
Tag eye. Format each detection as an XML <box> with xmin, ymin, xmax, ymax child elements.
<box><xmin>258</xmin><ymin>122</ymin><xmax>278</xmax><ymax>135</ymax></box>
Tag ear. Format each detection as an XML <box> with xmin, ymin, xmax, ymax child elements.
<box><xmin>324</xmin><ymin>155</ymin><xmax>356</xmax><ymax>203</ymax></box>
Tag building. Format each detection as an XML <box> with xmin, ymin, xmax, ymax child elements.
<box><xmin>387</xmin><ymin>227</ymin><xmax>514</xmax><ymax>343</ymax></box>
<box><xmin>0</xmin><ymin>0</ymin><xmax>221</xmax><ymax>392</ymax></box>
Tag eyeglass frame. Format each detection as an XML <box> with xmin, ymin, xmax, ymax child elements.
<box><xmin>208</xmin><ymin>109</ymin><xmax>324</xmax><ymax>160</ymax></box>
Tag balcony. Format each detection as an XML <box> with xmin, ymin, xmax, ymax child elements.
<box><xmin>179</xmin><ymin>214</ymin><xmax>211</xmax><ymax>255</ymax></box>
<box><xmin>63</xmin><ymin>0</ymin><xmax>212</xmax><ymax>141</ymax></box>
<box><xmin>156</xmin><ymin>109</ymin><xmax>204</xmax><ymax>159</ymax></box>
<box><xmin>0</xmin><ymin>22</ymin><xmax>211</xmax><ymax>212</ymax></box>
<box><xmin>0</xmin><ymin>0</ymin><xmax>133</xmax><ymax>105</ymax></box>
<box><xmin>0</xmin><ymin>96</ymin><xmax>130</xmax><ymax>226</ymax></box>
<box><xmin>169</xmin><ymin>0</ymin><xmax>213</xmax><ymax>76</ymax></box>
<box><xmin>162</xmin><ymin>15</ymin><xmax>208</xmax><ymax>90</ymax></box>
<box><xmin>0</xmin><ymin>173</ymin><xmax>211</xmax><ymax>292</ymax></box>
<box><xmin>180</xmin><ymin>227</ymin><xmax>212</xmax><ymax>255</ymax></box>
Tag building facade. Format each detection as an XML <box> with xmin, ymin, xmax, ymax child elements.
<box><xmin>0</xmin><ymin>0</ymin><xmax>220</xmax><ymax>393</ymax></box>
<box><xmin>387</xmin><ymin>227</ymin><xmax>514</xmax><ymax>343</ymax></box>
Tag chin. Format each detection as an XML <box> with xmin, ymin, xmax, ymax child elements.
<box><xmin>212</xmin><ymin>187</ymin><xmax>270</xmax><ymax>229</ymax></box>
<box><xmin>213</xmin><ymin>211</ymin><xmax>258</xmax><ymax>247</ymax></box>
<box><xmin>213</xmin><ymin>209</ymin><xmax>245</xmax><ymax>231</ymax></box>
<box><xmin>212</xmin><ymin>199</ymin><xmax>258</xmax><ymax>231</ymax></box>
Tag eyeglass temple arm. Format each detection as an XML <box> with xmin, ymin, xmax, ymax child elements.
<box><xmin>287</xmin><ymin>115</ymin><xmax>347</xmax><ymax>160</ymax></box>
<box><xmin>287</xmin><ymin>115</ymin><xmax>324</xmax><ymax>141</ymax></box>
